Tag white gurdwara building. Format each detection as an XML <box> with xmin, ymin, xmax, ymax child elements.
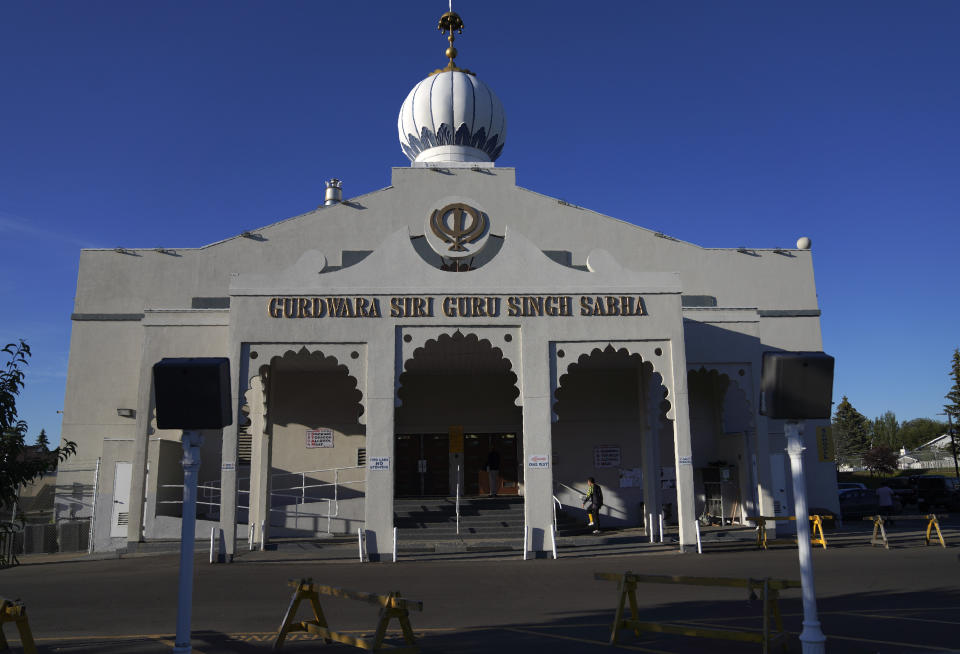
<box><xmin>58</xmin><ymin>10</ymin><xmax>837</xmax><ymax>558</ymax></box>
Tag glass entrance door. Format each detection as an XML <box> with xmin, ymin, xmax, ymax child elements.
<box><xmin>394</xmin><ymin>434</ymin><xmax>450</xmax><ymax>497</ymax></box>
<box><xmin>463</xmin><ymin>433</ymin><xmax>519</xmax><ymax>495</ymax></box>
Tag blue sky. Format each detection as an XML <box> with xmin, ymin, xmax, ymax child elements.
<box><xmin>2</xmin><ymin>1</ymin><xmax>958</xmax><ymax>442</ymax></box>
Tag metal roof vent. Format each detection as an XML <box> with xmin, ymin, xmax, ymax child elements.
<box><xmin>324</xmin><ymin>179</ymin><xmax>343</xmax><ymax>206</ymax></box>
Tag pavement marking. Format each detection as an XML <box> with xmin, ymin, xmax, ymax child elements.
<box><xmin>821</xmin><ymin>633</ymin><xmax>960</xmax><ymax>651</ymax></box>
<box><xmin>823</xmin><ymin>612</ymin><xmax>960</xmax><ymax>626</ymax></box>
<box><xmin>502</xmin><ymin>627</ymin><xmax>673</xmax><ymax>653</ymax></box>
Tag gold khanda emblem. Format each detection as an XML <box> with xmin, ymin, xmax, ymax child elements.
<box><xmin>429</xmin><ymin>203</ymin><xmax>487</xmax><ymax>252</ymax></box>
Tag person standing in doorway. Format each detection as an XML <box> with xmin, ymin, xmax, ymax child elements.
<box><xmin>485</xmin><ymin>446</ymin><xmax>500</xmax><ymax>497</ymax></box>
<box><xmin>582</xmin><ymin>477</ymin><xmax>604</xmax><ymax>534</ymax></box>
<box><xmin>877</xmin><ymin>482</ymin><xmax>895</xmax><ymax>527</ymax></box>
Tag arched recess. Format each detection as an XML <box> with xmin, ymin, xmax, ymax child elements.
<box><xmin>396</xmin><ymin>330</ymin><xmax>521</xmax><ymax>431</ymax></box>
<box><xmin>395</xmin><ymin>330</ymin><xmax>523</xmax><ymax>497</ymax></box>
<box><xmin>396</xmin><ymin>326</ymin><xmax>521</xmax><ymax>408</ymax></box>
<box><xmin>686</xmin><ymin>364</ymin><xmax>758</xmax><ymax>523</ymax></box>
<box><xmin>242</xmin><ymin>345</ymin><xmax>366</xmax><ymax>537</ymax></box>
<box><xmin>551</xmin><ymin>342</ymin><xmax>673</xmax><ymax>528</ymax></box>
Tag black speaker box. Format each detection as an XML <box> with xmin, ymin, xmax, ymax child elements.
<box><xmin>760</xmin><ymin>351</ymin><xmax>834</xmax><ymax>419</ymax></box>
<box><xmin>153</xmin><ymin>358</ymin><xmax>232</xmax><ymax>430</ymax></box>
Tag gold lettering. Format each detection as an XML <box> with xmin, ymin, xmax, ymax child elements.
<box><xmin>297</xmin><ymin>297</ymin><xmax>311</xmax><ymax>318</ymax></box>
<box><xmin>580</xmin><ymin>296</ymin><xmax>593</xmax><ymax>316</ymax></box>
<box><xmin>390</xmin><ymin>297</ymin><xmax>403</xmax><ymax>317</ymax></box>
<box><xmin>283</xmin><ymin>298</ymin><xmax>296</xmax><ymax>318</ymax></box>
<box><xmin>486</xmin><ymin>297</ymin><xmax>500</xmax><ymax>317</ymax></box>
<box><xmin>269</xmin><ymin>298</ymin><xmax>282</xmax><ymax>318</ymax></box>
<box><xmin>594</xmin><ymin>296</ymin><xmax>607</xmax><ymax>316</ymax></box>
<box><xmin>312</xmin><ymin>297</ymin><xmax>324</xmax><ymax>318</ymax></box>
<box><xmin>471</xmin><ymin>296</ymin><xmax>486</xmax><ymax>317</ymax></box>
<box><xmin>605</xmin><ymin>296</ymin><xmax>620</xmax><ymax>315</ymax></box>
<box><xmin>559</xmin><ymin>295</ymin><xmax>572</xmax><ymax>316</ymax></box>
<box><xmin>507</xmin><ymin>296</ymin><xmax>520</xmax><ymax>316</ymax></box>
<box><xmin>442</xmin><ymin>296</ymin><xmax>456</xmax><ymax>317</ymax></box>
<box><xmin>634</xmin><ymin>296</ymin><xmax>645</xmax><ymax>315</ymax></box>
<box><xmin>414</xmin><ymin>297</ymin><xmax>428</xmax><ymax>317</ymax></box>
<box><xmin>356</xmin><ymin>297</ymin><xmax>369</xmax><ymax>317</ymax></box>
<box><xmin>369</xmin><ymin>298</ymin><xmax>381</xmax><ymax>317</ymax></box>
<box><xmin>544</xmin><ymin>296</ymin><xmax>558</xmax><ymax>316</ymax></box>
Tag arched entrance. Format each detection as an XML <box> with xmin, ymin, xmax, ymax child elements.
<box><xmin>687</xmin><ymin>366</ymin><xmax>758</xmax><ymax>524</ymax></box>
<box><xmin>552</xmin><ymin>345</ymin><xmax>671</xmax><ymax>528</ymax></box>
<box><xmin>246</xmin><ymin>347</ymin><xmax>366</xmax><ymax>538</ymax></box>
<box><xmin>396</xmin><ymin>331</ymin><xmax>521</xmax><ymax>497</ymax></box>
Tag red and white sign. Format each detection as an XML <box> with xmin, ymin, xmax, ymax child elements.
<box><xmin>306</xmin><ymin>428</ymin><xmax>334</xmax><ymax>448</ymax></box>
<box><xmin>527</xmin><ymin>454</ymin><xmax>550</xmax><ymax>469</ymax></box>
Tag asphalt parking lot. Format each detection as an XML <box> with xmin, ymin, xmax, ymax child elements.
<box><xmin>2</xmin><ymin>518</ymin><xmax>959</xmax><ymax>653</ymax></box>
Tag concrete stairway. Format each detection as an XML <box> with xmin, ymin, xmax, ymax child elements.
<box><xmin>394</xmin><ymin>496</ymin><xmax>524</xmax><ymax>546</ymax></box>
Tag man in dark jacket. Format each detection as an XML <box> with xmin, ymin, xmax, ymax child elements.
<box><xmin>582</xmin><ymin>477</ymin><xmax>603</xmax><ymax>534</ymax></box>
<box><xmin>485</xmin><ymin>447</ymin><xmax>500</xmax><ymax>496</ymax></box>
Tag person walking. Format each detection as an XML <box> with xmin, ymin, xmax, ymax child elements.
<box><xmin>581</xmin><ymin>477</ymin><xmax>604</xmax><ymax>534</ymax></box>
<box><xmin>877</xmin><ymin>482</ymin><xmax>895</xmax><ymax>527</ymax></box>
<box><xmin>485</xmin><ymin>446</ymin><xmax>500</xmax><ymax>496</ymax></box>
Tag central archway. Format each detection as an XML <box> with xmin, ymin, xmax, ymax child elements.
<box><xmin>396</xmin><ymin>331</ymin><xmax>521</xmax><ymax>497</ymax></box>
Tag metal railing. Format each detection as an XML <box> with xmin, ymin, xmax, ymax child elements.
<box><xmin>270</xmin><ymin>465</ymin><xmax>365</xmax><ymax>533</ymax></box>
<box><xmin>455</xmin><ymin>465</ymin><xmax>461</xmax><ymax>535</ymax></box>
<box><xmin>157</xmin><ymin>482</ymin><xmax>224</xmax><ymax>518</ymax></box>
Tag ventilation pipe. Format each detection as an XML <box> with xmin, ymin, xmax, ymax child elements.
<box><xmin>324</xmin><ymin>179</ymin><xmax>343</xmax><ymax>206</ymax></box>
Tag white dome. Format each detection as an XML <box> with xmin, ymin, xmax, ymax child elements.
<box><xmin>398</xmin><ymin>70</ymin><xmax>506</xmax><ymax>164</ymax></box>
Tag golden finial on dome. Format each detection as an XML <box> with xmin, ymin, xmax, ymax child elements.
<box><xmin>429</xmin><ymin>5</ymin><xmax>474</xmax><ymax>76</ymax></box>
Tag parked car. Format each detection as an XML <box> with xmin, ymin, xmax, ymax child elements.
<box><xmin>837</xmin><ymin>482</ymin><xmax>867</xmax><ymax>491</ymax></box>
<box><xmin>910</xmin><ymin>475</ymin><xmax>960</xmax><ymax>512</ymax></box>
<box><xmin>838</xmin><ymin>488</ymin><xmax>879</xmax><ymax>520</ymax></box>
<box><xmin>887</xmin><ymin>477</ymin><xmax>917</xmax><ymax>507</ymax></box>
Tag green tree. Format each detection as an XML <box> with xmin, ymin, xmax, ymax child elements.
<box><xmin>1</xmin><ymin>341</ymin><xmax>76</xmax><ymax>524</ymax></box>
<box><xmin>870</xmin><ymin>411</ymin><xmax>900</xmax><ymax>449</ymax></box>
<box><xmin>898</xmin><ymin>418</ymin><xmax>949</xmax><ymax>450</ymax></box>
<box><xmin>863</xmin><ymin>445</ymin><xmax>898</xmax><ymax>475</ymax></box>
<box><xmin>944</xmin><ymin>348</ymin><xmax>960</xmax><ymax>479</ymax></box>
<box><xmin>833</xmin><ymin>396</ymin><xmax>870</xmax><ymax>467</ymax></box>
<box><xmin>36</xmin><ymin>428</ymin><xmax>49</xmax><ymax>450</ymax></box>
<box><xmin>946</xmin><ymin>348</ymin><xmax>960</xmax><ymax>424</ymax></box>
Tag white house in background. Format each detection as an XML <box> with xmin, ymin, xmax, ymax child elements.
<box><xmin>898</xmin><ymin>433</ymin><xmax>957</xmax><ymax>470</ymax></box>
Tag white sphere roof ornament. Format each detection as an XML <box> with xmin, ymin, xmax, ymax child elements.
<box><xmin>398</xmin><ymin>10</ymin><xmax>507</xmax><ymax>165</ymax></box>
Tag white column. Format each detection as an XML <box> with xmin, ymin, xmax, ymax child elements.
<box><xmin>755</xmin><ymin>413</ymin><xmax>777</xmax><ymax>535</ymax></box>
<box><xmin>668</xmin><ymin>346</ymin><xmax>697</xmax><ymax>546</ymax></box>
<box><xmin>218</xmin><ymin>347</ymin><xmax>244</xmax><ymax>559</ymax></box>
<box><xmin>521</xmin><ymin>332</ymin><xmax>553</xmax><ymax>554</ymax></box>
<box><xmin>362</xmin><ymin>329</ymin><xmax>395</xmax><ymax>561</ymax></box>
<box><xmin>247</xmin><ymin>374</ymin><xmax>269</xmax><ymax>547</ymax></box>
<box><xmin>785</xmin><ymin>421</ymin><xmax>827</xmax><ymax>654</ymax></box>
<box><xmin>126</xmin><ymin>354</ymin><xmax>156</xmax><ymax>545</ymax></box>
<box><xmin>640</xmin><ymin>366</ymin><xmax>661</xmax><ymax>535</ymax></box>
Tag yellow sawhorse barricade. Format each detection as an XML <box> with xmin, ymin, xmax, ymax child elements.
<box><xmin>0</xmin><ymin>597</ymin><xmax>37</xmax><ymax>654</ymax></box>
<box><xmin>594</xmin><ymin>572</ymin><xmax>800</xmax><ymax>654</ymax></box>
<box><xmin>867</xmin><ymin>514</ymin><xmax>947</xmax><ymax>549</ymax></box>
<box><xmin>746</xmin><ymin>515</ymin><xmax>828</xmax><ymax>550</ymax></box>
<box><xmin>273</xmin><ymin>578</ymin><xmax>423</xmax><ymax>653</ymax></box>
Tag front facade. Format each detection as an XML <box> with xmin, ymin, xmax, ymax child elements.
<box><xmin>56</xmin><ymin>10</ymin><xmax>838</xmax><ymax>558</ymax></box>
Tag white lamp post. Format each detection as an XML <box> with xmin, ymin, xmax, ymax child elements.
<box><xmin>785</xmin><ymin>420</ymin><xmax>826</xmax><ymax>654</ymax></box>
<box><xmin>173</xmin><ymin>430</ymin><xmax>203</xmax><ymax>654</ymax></box>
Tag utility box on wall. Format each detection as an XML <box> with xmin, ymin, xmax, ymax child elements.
<box><xmin>153</xmin><ymin>358</ymin><xmax>232</xmax><ymax>430</ymax></box>
<box><xmin>759</xmin><ymin>351</ymin><xmax>834</xmax><ymax>420</ymax></box>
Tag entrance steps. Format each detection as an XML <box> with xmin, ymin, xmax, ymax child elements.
<box><xmin>394</xmin><ymin>496</ymin><xmax>524</xmax><ymax>543</ymax></box>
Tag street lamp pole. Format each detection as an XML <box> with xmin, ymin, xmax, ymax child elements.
<box><xmin>785</xmin><ymin>420</ymin><xmax>827</xmax><ymax>654</ymax></box>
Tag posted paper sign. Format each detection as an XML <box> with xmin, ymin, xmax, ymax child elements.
<box><xmin>527</xmin><ymin>454</ymin><xmax>550</xmax><ymax>469</ymax></box>
<box><xmin>594</xmin><ymin>446</ymin><xmax>621</xmax><ymax>468</ymax></box>
<box><xmin>369</xmin><ymin>457</ymin><xmax>390</xmax><ymax>471</ymax></box>
<box><xmin>619</xmin><ymin>467</ymin><xmax>642</xmax><ymax>488</ymax></box>
<box><xmin>306</xmin><ymin>428</ymin><xmax>334</xmax><ymax>448</ymax></box>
